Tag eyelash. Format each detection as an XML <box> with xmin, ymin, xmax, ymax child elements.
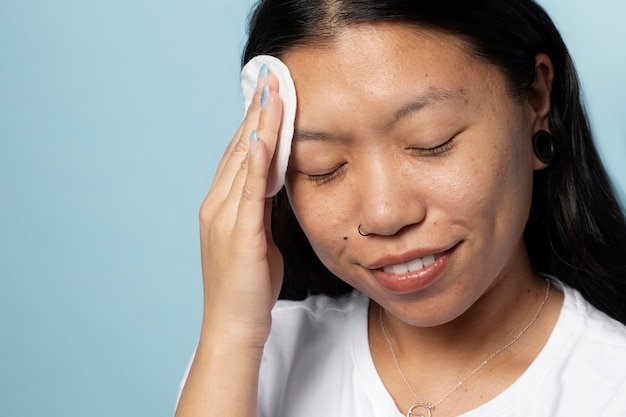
<box><xmin>307</xmin><ymin>163</ymin><xmax>346</xmax><ymax>184</ymax></box>
<box><xmin>305</xmin><ymin>136</ymin><xmax>456</xmax><ymax>184</ymax></box>
<box><xmin>411</xmin><ymin>136</ymin><xmax>456</xmax><ymax>156</ymax></box>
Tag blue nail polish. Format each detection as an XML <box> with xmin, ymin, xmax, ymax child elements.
<box><xmin>257</xmin><ymin>64</ymin><xmax>268</xmax><ymax>91</ymax></box>
<box><xmin>260</xmin><ymin>83</ymin><xmax>269</xmax><ymax>110</ymax></box>
<box><xmin>250</xmin><ymin>129</ymin><xmax>258</xmax><ymax>155</ymax></box>
<box><xmin>259</xmin><ymin>64</ymin><xmax>268</xmax><ymax>79</ymax></box>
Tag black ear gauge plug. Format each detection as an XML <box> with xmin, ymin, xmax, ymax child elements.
<box><xmin>532</xmin><ymin>130</ymin><xmax>557</xmax><ymax>164</ymax></box>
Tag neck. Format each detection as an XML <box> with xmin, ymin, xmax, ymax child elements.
<box><xmin>368</xmin><ymin>264</ymin><xmax>563</xmax><ymax>416</ymax></box>
<box><xmin>374</xmin><ymin>254</ymin><xmax>549</xmax><ymax>363</ymax></box>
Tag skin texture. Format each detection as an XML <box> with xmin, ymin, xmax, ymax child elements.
<box><xmin>283</xmin><ymin>24</ymin><xmax>563</xmax><ymax>414</ymax></box>
<box><xmin>176</xmin><ymin>23</ymin><xmax>564</xmax><ymax>417</ymax></box>
<box><xmin>176</xmin><ymin>68</ymin><xmax>285</xmax><ymax>417</ymax></box>
<box><xmin>284</xmin><ymin>24</ymin><xmax>550</xmax><ymax>325</ymax></box>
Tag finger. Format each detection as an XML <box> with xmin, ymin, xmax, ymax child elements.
<box><xmin>212</xmin><ymin>122</ymin><xmax>245</xmax><ymax>183</ymax></box>
<box><xmin>263</xmin><ymin>198</ymin><xmax>273</xmax><ymax>240</ymax></box>
<box><xmin>255</xmin><ymin>72</ymin><xmax>283</xmax><ymax>166</ymax></box>
<box><xmin>213</xmin><ymin>66</ymin><xmax>269</xmax><ymax>179</ymax></box>
<box><xmin>217</xmin><ymin>130</ymin><xmax>258</xmax><ymax>223</ymax></box>
<box><xmin>214</xmin><ymin>71</ymin><xmax>280</xmax><ymax>183</ymax></box>
<box><xmin>233</xmin><ymin>136</ymin><xmax>272</xmax><ymax>248</ymax></box>
<box><xmin>229</xmin><ymin>74</ymin><xmax>282</xmax><ymax>230</ymax></box>
<box><xmin>209</xmin><ymin>73</ymin><xmax>281</xmax><ymax>200</ymax></box>
<box><xmin>209</xmin><ymin>93</ymin><xmax>260</xmax><ymax>196</ymax></box>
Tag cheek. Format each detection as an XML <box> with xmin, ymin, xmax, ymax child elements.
<box><xmin>433</xmin><ymin>135</ymin><xmax>532</xmax><ymax>225</ymax></box>
<box><xmin>460</xmin><ymin>138</ymin><xmax>534</xmax><ymax>232</ymax></box>
<box><xmin>286</xmin><ymin>178</ymin><xmax>353</xmax><ymax>265</ymax></box>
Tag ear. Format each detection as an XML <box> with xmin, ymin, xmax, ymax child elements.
<box><xmin>528</xmin><ymin>54</ymin><xmax>554</xmax><ymax>130</ymax></box>
<box><xmin>527</xmin><ymin>54</ymin><xmax>555</xmax><ymax>169</ymax></box>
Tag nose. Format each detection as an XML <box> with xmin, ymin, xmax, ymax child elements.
<box><xmin>357</xmin><ymin>153</ymin><xmax>426</xmax><ymax>237</ymax></box>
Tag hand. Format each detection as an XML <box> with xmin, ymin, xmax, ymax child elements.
<box><xmin>198</xmin><ymin>69</ymin><xmax>284</xmax><ymax>348</ymax></box>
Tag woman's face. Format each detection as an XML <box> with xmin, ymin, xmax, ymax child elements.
<box><xmin>282</xmin><ymin>24</ymin><xmax>549</xmax><ymax>326</ymax></box>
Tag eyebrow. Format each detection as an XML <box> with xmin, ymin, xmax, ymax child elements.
<box><xmin>292</xmin><ymin>87</ymin><xmax>466</xmax><ymax>142</ymax></box>
<box><xmin>292</xmin><ymin>129</ymin><xmax>335</xmax><ymax>142</ymax></box>
<box><xmin>391</xmin><ymin>87</ymin><xmax>465</xmax><ymax>124</ymax></box>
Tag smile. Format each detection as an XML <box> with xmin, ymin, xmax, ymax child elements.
<box><xmin>370</xmin><ymin>248</ymin><xmax>452</xmax><ymax>294</ymax></box>
<box><xmin>383</xmin><ymin>254</ymin><xmax>437</xmax><ymax>275</ymax></box>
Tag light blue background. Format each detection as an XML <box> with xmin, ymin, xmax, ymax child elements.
<box><xmin>0</xmin><ymin>1</ymin><xmax>623</xmax><ymax>416</ymax></box>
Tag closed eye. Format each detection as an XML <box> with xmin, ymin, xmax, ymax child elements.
<box><xmin>306</xmin><ymin>163</ymin><xmax>347</xmax><ymax>185</ymax></box>
<box><xmin>410</xmin><ymin>136</ymin><xmax>456</xmax><ymax>156</ymax></box>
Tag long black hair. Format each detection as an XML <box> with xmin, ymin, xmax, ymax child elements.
<box><xmin>242</xmin><ymin>0</ymin><xmax>626</xmax><ymax>324</ymax></box>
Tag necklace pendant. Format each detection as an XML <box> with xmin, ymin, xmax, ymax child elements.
<box><xmin>406</xmin><ymin>403</ymin><xmax>432</xmax><ymax>417</ymax></box>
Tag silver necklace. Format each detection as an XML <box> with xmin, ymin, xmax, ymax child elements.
<box><xmin>379</xmin><ymin>279</ymin><xmax>550</xmax><ymax>417</ymax></box>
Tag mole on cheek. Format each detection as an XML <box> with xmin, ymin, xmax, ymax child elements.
<box><xmin>343</xmin><ymin>236</ymin><xmax>348</xmax><ymax>241</ymax></box>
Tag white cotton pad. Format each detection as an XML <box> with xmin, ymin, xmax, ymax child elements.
<box><xmin>241</xmin><ymin>55</ymin><xmax>297</xmax><ymax>197</ymax></box>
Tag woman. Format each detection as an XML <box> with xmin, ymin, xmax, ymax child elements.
<box><xmin>176</xmin><ymin>1</ymin><xmax>626</xmax><ymax>416</ymax></box>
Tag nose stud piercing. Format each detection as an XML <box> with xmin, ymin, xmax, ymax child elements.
<box><xmin>358</xmin><ymin>224</ymin><xmax>370</xmax><ymax>237</ymax></box>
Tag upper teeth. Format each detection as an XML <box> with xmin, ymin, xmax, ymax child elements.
<box><xmin>383</xmin><ymin>255</ymin><xmax>436</xmax><ymax>274</ymax></box>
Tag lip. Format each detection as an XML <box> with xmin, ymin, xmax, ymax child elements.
<box><xmin>366</xmin><ymin>243</ymin><xmax>458</xmax><ymax>270</ymax></box>
<box><xmin>367</xmin><ymin>244</ymin><xmax>458</xmax><ymax>294</ymax></box>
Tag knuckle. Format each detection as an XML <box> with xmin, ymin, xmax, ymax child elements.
<box><xmin>200</xmin><ymin>204</ymin><xmax>233</xmax><ymax>242</ymax></box>
<box><xmin>199</xmin><ymin>193</ymin><xmax>226</xmax><ymax>225</ymax></box>
<box><xmin>240</xmin><ymin>155</ymin><xmax>250</xmax><ymax>171</ymax></box>
<box><xmin>234</xmin><ymin>135</ymin><xmax>249</xmax><ymax>154</ymax></box>
<box><xmin>199</xmin><ymin>198</ymin><xmax>216</xmax><ymax>225</ymax></box>
<box><xmin>241</xmin><ymin>183</ymin><xmax>255</xmax><ymax>202</ymax></box>
<box><xmin>223</xmin><ymin>141</ymin><xmax>236</xmax><ymax>159</ymax></box>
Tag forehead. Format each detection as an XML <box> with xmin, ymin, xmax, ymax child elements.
<box><xmin>282</xmin><ymin>23</ymin><xmax>491</xmax><ymax>83</ymax></box>
<box><xmin>280</xmin><ymin>23</ymin><xmax>506</xmax><ymax>130</ymax></box>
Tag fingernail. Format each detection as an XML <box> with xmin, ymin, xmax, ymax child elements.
<box><xmin>249</xmin><ymin>129</ymin><xmax>258</xmax><ymax>156</ymax></box>
<box><xmin>260</xmin><ymin>83</ymin><xmax>269</xmax><ymax>110</ymax></box>
<box><xmin>257</xmin><ymin>64</ymin><xmax>268</xmax><ymax>89</ymax></box>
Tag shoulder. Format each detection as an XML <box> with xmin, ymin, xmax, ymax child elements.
<box><xmin>465</xmin><ymin>279</ymin><xmax>626</xmax><ymax>416</ymax></box>
<box><xmin>258</xmin><ymin>292</ymin><xmax>372</xmax><ymax>416</ymax></box>
<box><xmin>267</xmin><ymin>291</ymin><xmax>368</xmax><ymax>348</ymax></box>
<box><xmin>548</xmin><ymin>280</ymin><xmax>626</xmax><ymax>405</ymax></box>
<box><xmin>546</xmin><ymin>281</ymin><xmax>626</xmax><ymax>413</ymax></box>
<box><xmin>559</xmin><ymin>281</ymin><xmax>626</xmax><ymax>349</ymax></box>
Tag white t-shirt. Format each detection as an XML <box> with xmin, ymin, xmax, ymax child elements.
<box><xmin>257</xmin><ymin>281</ymin><xmax>626</xmax><ymax>416</ymax></box>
